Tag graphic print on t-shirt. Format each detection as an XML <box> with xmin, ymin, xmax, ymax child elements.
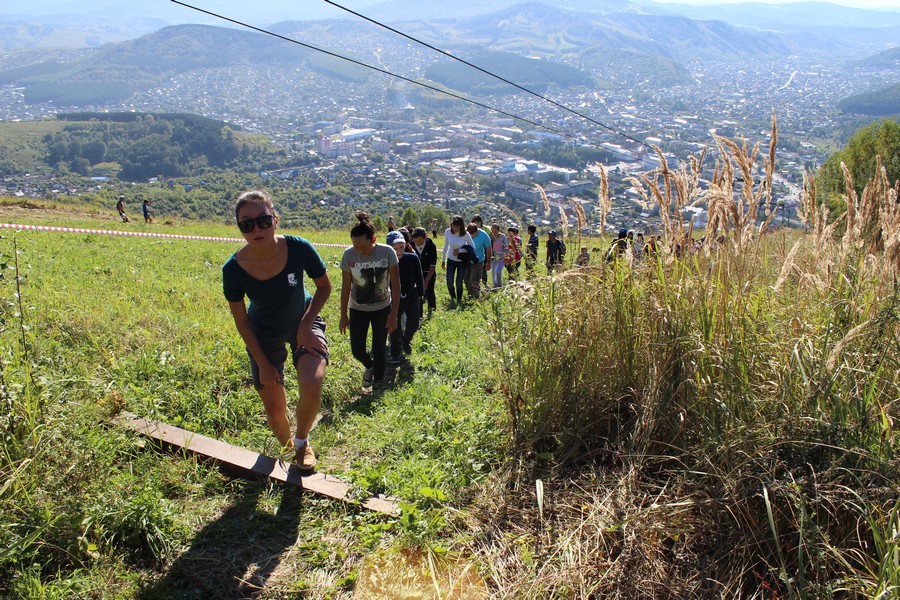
<box><xmin>349</xmin><ymin>257</ymin><xmax>389</xmax><ymax>306</ymax></box>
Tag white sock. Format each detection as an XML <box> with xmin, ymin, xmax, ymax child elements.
<box><xmin>293</xmin><ymin>437</ymin><xmax>307</xmax><ymax>450</ymax></box>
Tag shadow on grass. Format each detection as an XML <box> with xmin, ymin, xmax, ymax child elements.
<box><xmin>138</xmin><ymin>481</ymin><xmax>301</xmax><ymax>600</ymax></box>
<box><xmin>321</xmin><ymin>357</ymin><xmax>418</xmax><ymax>423</ymax></box>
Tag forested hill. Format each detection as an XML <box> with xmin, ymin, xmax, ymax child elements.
<box><xmin>838</xmin><ymin>83</ymin><xmax>900</xmax><ymax>117</ymax></box>
<box><xmin>425</xmin><ymin>49</ymin><xmax>595</xmax><ymax>94</ymax></box>
<box><xmin>42</xmin><ymin>112</ymin><xmax>245</xmax><ymax>180</ymax></box>
<box><xmin>850</xmin><ymin>47</ymin><xmax>900</xmax><ymax>68</ymax></box>
<box><xmin>0</xmin><ymin>24</ymin><xmax>311</xmax><ymax>105</ymax></box>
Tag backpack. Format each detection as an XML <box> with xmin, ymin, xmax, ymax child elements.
<box><xmin>458</xmin><ymin>244</ymin><xmax>478</xmax><ymax>265</ymax></box>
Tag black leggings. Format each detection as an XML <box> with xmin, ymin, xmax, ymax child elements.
<box><xmin>390</xmin><ymin>296</ymin><xmax>420</xmax><ymax>356</ymax></box>
<box><xmin>422</xmin><ymin>271</ymin><xmax>437</xmax><ymax>311</ymax></box>
<box><xmin>349</xmin><ymin>306</ymin><xmax>390</xmax><ymax>382</ymax></box>
<box><xmin>445</xmin><ymin>259</ymin><xmax>467</xmax><ymax>302</ymax></box>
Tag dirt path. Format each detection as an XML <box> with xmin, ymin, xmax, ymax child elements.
<box><xmin>0</xmin><ymin>201</ymin><xmax>113</xmax><ymax>224</ymax></box>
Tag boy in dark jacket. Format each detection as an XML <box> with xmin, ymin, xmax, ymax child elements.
<box><xmin>411</xmin><ymin>227</ymin><xmax>438</xmax><ymax>317</ymax></box>
<box><xmin>387</xmin><ymin>231</ymin><xmax>424</xmax><ymax>363</ymax></box>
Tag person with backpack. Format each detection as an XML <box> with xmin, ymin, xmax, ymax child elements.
<box><xmin>441</xmin><ymin>215</ymin><xmax>474</xmax><ymax>308</ymax></box>
<box><xmin>606</xmin><ymin>228</ymin><xmax>629</xmax><ymax>262</ymax></box>
<box><xmin>546</xmin><ymin>230</ymin><xmax>566</xmax><ymax>273</ymax></box>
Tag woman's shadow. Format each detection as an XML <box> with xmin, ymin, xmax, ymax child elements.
<box><xmin>139</xmin><ymin>480</ymin><xmax>302</xmax><ymax>599</ymax></box>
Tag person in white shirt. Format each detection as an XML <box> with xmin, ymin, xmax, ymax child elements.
<box><xmin>441</xmin><ymin>215</ymin><xmax>474</xmax><ymax>308</ymax></box>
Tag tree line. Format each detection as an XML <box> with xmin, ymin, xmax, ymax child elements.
<box><xmin>44</xmin><ymin>113</ymin><xmax>245</xmax><ymax>180</ymax></box>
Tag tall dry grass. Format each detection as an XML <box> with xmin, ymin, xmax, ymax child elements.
<box><xmin>477</xmin><ymin>122</ymin><xmax>900</xmax><ymax>598</ymax></box>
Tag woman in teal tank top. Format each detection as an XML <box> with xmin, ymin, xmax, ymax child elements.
<box><xmin>222</xmin><ymin>190</ymin><xmax>331</xmax><ymax>472</ymax></box>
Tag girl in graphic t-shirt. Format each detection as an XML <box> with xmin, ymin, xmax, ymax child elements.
<box><xmin>339</xmin><ymin>212</ymin><xmax>400</xmax><ymax>389</ymax></box>
<box><xmin>222</xmin><ymin>190</ymin><xmax>331</xmax><ymax>472</ymax></box>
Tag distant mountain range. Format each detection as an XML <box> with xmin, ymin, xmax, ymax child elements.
<box><xmin>1</xmin><ymin>1</ymin><xmax>899</xmax><ymax>110</ymax></box>
<box><xmin>4</xmin><ymin>0</ymin><xmax>900</xmax><ymax>51</ymax></box>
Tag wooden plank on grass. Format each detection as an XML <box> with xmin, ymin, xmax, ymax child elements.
<box><xmin>119</xmin><ymin>412</ymin><xmax>398</xmax><ymax>515</ymax></box>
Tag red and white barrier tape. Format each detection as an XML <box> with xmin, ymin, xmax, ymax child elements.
<box><xmin>0</xmin><ymin>223</ymin><xmax>348</xmax><ymax>247</ymax></box>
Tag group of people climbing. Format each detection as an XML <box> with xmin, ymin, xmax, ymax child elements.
<box><xmin>221</xmin><ymin>189</ymin><xmax>684</xmax><ymax>473</ymax></box>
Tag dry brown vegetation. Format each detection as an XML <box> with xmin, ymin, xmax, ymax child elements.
<box><xmin>477</xmin><ymin>119</ymin><xmax>900</xmax><ymax>598</ymax></box>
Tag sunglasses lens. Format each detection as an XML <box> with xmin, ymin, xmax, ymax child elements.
<box><xmin>237</xmin><ymin>214</ymin><xmax>274</xmax><ymax>233</ymax></box>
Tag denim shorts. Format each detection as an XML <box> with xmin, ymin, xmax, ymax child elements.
<box><xmin>247</xmin><ymin>316</ymin><xmax>328</xmax><ymax>390</ymax></box>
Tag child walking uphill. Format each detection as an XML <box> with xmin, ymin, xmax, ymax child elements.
<box><xmin>340</xmin><ymin>212</ymin><xmax>400</xmax><ymax>390</ymax></box>
<box><xmin>222</xmin><ymin>190</ymin><xmax>331</xmax><ymax>472</ymax></box>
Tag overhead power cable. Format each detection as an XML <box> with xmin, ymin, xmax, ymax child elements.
<box><xmin>170</xmin><ymin>0</ymin><xmax>609</xmax><ymax>147</ymax></box>
<box><xmin>322</xmin><ymin>0</ymin><xmax>651</xmax><ymax>150</ymax></box>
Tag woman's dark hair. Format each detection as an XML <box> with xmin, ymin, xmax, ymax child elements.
<box><xmin>450</xmin><ymin>215</ymin><xmax>466</xmax><ymax>235</ymax></box>
<box><xmin>235</xmin><ymin>190</ymin><xmax>276</xmax><ymax>222</ymax></box>
<box><xmin>351</xmin><ymin>211</ymin><xmax>376</xmax><ymax>239</ymax></box>
<box><xmin>412</xmin><ymin>227</ymin><xmax>427</xmax><ymax>239</ymax></box>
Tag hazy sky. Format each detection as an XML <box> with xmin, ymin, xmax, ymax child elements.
<box><xmin>653</xmin><ymin>0</ymin><xmax>900</xmax><ymax>7</ymax></box>
<box><xmin>6</xmin><ymin>0</ymin><xmax>900</xmax><ymax>12</ymax></box>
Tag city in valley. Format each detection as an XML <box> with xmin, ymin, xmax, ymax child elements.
<box><xmin>2</xmin><ymin>0</ymin><xmax>899</xmax><ymax>232</ymax></box>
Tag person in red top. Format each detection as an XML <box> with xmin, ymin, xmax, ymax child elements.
<box><xmin>506</xmin><ymin>226</ymin><xmax>522</xmax><ymax>278</ymax></box>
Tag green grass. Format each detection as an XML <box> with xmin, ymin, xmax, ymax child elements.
<box><xmin>0</xmin><ymin>208</ymin><xmax>505</xmax><ymax>598</ymax></box>
<box><xmin>0</xmin><ymin>120</ymin><xmax>60</xmax><ymax>173</ymax></box>
<box><xmin>1</xmin><ymin>195</ymin><xmax>899</xmax><ymax>598</ymax></box>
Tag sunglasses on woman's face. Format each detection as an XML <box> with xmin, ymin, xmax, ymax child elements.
<box><xmin>237</xmin><ymin>214</ymin><xmax>274</xmax><ymax>233</ymax></box>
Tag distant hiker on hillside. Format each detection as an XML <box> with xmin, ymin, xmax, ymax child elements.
<box><xmin>116</xmin><ymin>195</ymin><xmax>129</xmax><ymax>222</ymax></box>
<box><xmin>412</xmin><ymin>227</ymin><xmax>438</xmax><ymax>318</ymax></box>
<box><xmin>466</xmin><ymin>222</ymin><xmax>492</xmax><ymax>299</ymax></box>
<box><xmin>472</xmin><ymin>215</ymin><xmax>490</xmax><ymax>288</ymax></box>
<box><xmin>441</xmin><ymin>215</ymin><xmax>474</xmax><ymax>309</ymax></box>
<box><xmin>575</xmin><ymin>246</ymin><xmax>590</xmax><ymax>267</ymax></box>
<box><xmin>222</xmin><ymin>190</ymin><xmax>331</xmax><ymax>473</ymax></box>
<box><xmin>525</xmin><ymin>225</ymin><xmax>539</xmax><ymax>272</ymax></box>
<box><xmin>340</xmin><ymin>212</ymin><xmax>400</xmax><ymax>390</ymax></box>
<box><xmin>143</xmin><ymin>199</ymin><xmax>154</xmax><ymax>224</ymax></box>
<box><xmin>633</xmin><ymin>232</ymin><xmax>645</xmax><ymax>260</ymax></box>
<box><xmin>490</xmin><ymin>223</ymin><xmax>508</xmax><ymax>289</ymax></box>
<box><xmin>606</xmin><ymin>228</ymin><xmax>629</xmax><ymax>262</ymax></box>
<box><xmin>506</xmin><ymin>226</ymin><xmax>522</xmax><ymax>277</ymax></box>
<box><xmin>546</xmin><ymin>230</ymin><xmax>566</xmax><ymax>273</ymax></box>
